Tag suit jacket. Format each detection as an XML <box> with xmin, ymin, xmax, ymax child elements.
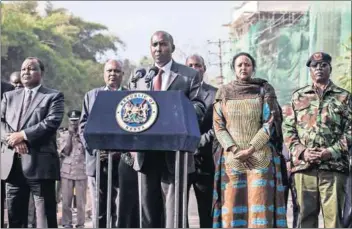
<box><xmin>1</xmin><ymin>86</ymin><xmax>64</xmax><ymax>180</ymax></box>
<box><xmin>79</xmin><ymin>86</ymin><xmax>127</xmax><ymax>177</ymax></box>
<box><xmin>130</xmin><ymin>60</ymin><xmax>206</xmax><ymax>174</ymax></box>
<box><xmin>195</xmin><ymin>82</ymin><xmax>217</xmax><ymax>175</ymax></box>
<box><xmin>1</xmin><ymin>81</ymin><xmax>14</xmax><ymax>100</ymax></box>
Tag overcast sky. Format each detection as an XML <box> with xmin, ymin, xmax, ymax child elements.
<box><xmin>38</xmin><ymin>1</ymin><xmax>240</xmax><ymax>77</ymax></box>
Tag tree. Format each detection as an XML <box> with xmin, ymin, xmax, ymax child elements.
<box><xmin>139</xmin><ymin>56</ymin><xmax>154</xmax><ymax>68</ymax></box>
<box><xmin>121</xmin><ymin>59</ymin><xmax>136</xmax><ymax>87</ymax></box>
<box><xmin>1</xmin><ymin>1</ymin><xmax>126</xmax><ymax>125</ymax></box>
<box><xmin>334</xmin><ymin>35</ymin><xmax>351</xmax><ymax>92</ymax></box>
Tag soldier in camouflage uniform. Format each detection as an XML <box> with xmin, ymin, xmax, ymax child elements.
<box><xmin>283</xmin><ymin>52</ymin><xmax>352</xmax><ymax>228</ymax></box>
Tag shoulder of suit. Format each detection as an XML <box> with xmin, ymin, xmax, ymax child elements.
<box><xmin>173</xmin><ymin>62</ymin><xmax>198</xmax><ymax>76</ymax></box>
<box><xmin>86</xmin><ymin>86</ymin><xmax>105</xmax><ymax>96</ymax></box>
<box><xmin>39</xmin><ymin>86</ymin><xmax>62</xmax><ymax>95</ymax></box>
<box><xmin>203</xmin><ymin>83</ymin><xmax>218</xmax><ymax>92</ymax></box>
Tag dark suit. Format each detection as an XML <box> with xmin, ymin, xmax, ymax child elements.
<box><xmin>1</xmin><ymin>86</ymin><xmax>64</xmax><ymax>228</ymax></box>
<box><xmin>1</xmin><ymin>81</ymin><xmax>14</xmax><ymax>228</ymax></box>
<box><xmin>343</xmin><ymin>148</ymin><xmax>352</xmax><ymax>228</ymax></box>
<box><xmin>131</xmin><ymin>60</ymin><xmax>206</xmax><ymax>228</ymax></box>
<box><xmin>80</xmin><ymin>86</ymin><xmax>139</xmax><ymax>228</ymax></box>
<box><xmin>188</xmin><ymin>82</ymin><xmax>217</xmax><ymax>228</ymax></box>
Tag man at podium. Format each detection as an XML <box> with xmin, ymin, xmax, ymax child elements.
<box><xmin>130</xmin><ymin>31</ymin><xmax>206</xmax><ymax>228</ymax></box>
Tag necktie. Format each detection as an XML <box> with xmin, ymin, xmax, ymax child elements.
<box><xmin>153</xmin><ymin>69</ymin><xmax>164</xmax><ymax>91</ymax></box>
<box><xmin>19</xmin><ymin>90</ymin><xmax>32</xmax><ymax>128</ymax></box>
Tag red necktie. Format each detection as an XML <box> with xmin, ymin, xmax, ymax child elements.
<box><xmin>153</xmin><ymin>69</ymin><xmax>164</xmax><ymax>91</ymax></box>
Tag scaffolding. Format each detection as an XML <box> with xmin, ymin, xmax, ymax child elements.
<box><xmin>224</xmin><ymin>1</ymin><xmax>351</xmax><ymax>105</ymax></box>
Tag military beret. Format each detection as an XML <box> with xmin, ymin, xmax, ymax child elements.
<box><xmin>67</xmin><ymin>110</ymin><xmax>81</xmax><ymax>121</ymax></box>
<box><xmin>306</xmin><ymin>52</ymin><xmax>332</xmax><ymax>67</ymax></box>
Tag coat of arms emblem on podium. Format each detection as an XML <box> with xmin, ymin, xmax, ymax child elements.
<box><xmin>116</xmin><ymin>93</ymin><xmax>158</xmax><ymax>132</ymax></box>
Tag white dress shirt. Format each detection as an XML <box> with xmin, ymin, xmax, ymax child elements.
<box><xmin>24</xmin><ymin>84</ymin><xmax>42</xmax><ymax>103</ymax></box>
<box><xmin>154</xmin><ymin>59</ymin><xmax>173</xmax><ymax>91</ymax></box>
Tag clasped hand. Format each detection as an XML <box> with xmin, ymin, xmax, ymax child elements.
<box><xmin>6</xmin><ymin>132</ymin><xmax>28</xmax><ymax>154</ymax></box>
<box><xmin>303</xmin><ymin>147</ymin><xmax>331</xmax><ymax>164</ymax></box>
<box><xmin>230</xmin><ymin>146</ymin><xmax>256</xmax><ymax>168</ymax></box>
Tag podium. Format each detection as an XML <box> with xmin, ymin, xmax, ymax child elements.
<box><xmin>83</xmin><ymin>90</ymin><xmax>201</xmax><ymax>228</ymax></box>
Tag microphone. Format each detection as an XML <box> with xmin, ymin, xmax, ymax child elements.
<box><xmin>130</xmin><ymin>68</ymin><xmax>146</xmax><ymax>89</ymax></box>
<box><xmin>131</xmin><ymin>68</ymin><xmax>146</xmax><ymax>83</ymax></box>
<box><xmin>144</xmin><ymin>66</ymin><xmax>159</xmax><ymax>84</ymax></box>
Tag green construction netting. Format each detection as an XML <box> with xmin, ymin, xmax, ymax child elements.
<box><xmin>223</xmin><ymin>1</ymin><xmax>351</xmax><ymax>106</ymax></box>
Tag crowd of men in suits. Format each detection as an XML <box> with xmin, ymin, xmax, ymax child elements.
<box><xmin>0</xmin><ymin>30</ymin><xmax>218</xmax><ymax>228</ymax></box>
<box><xmin>1</xmin><ymin>30</ymin><xmax>351</xmax><ymax>228</ymax></box>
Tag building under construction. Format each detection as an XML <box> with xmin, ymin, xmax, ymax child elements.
<box><xmin>223</xmin><ymin>1</ymin><xmax>351</xmax><ymax>105</ymax></box>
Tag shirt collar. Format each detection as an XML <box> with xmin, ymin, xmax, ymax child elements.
<box><xmin>25</xmin><ymin>84</ymin><xmax>41</xmax><ymax>94</ymax></box>
<box><xmin>155</xmin><ymin>59</ymin><xmax>173</xmax><ymax>76</ymax></box>
<box><xmin>104</xmin><ymin>85</ymin><xmax>122</xmax><ymax>91</ymax></box>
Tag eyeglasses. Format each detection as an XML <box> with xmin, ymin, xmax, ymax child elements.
<box><xmin>310</xmin><ymin>62</ymin><xmax>329</xmax><ymax>68</ymax></box>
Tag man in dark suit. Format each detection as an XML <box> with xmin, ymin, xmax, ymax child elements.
<box><xmin>79</xmin><ymin>59</ymin><xmax>139</xmax><ymax>228</ymax></box>
<box><xmin>185</xmin><ymin>54</ymin><xmax>217</xmax><ymax>228</ymax></box>
<box><xmin>1</xmin><ymin>80</ymin><xmax>15</xmax><ymax>228</ymax></box>
<box><xmin>8</xmin><ymin>73</ymin><xmax>36</xmax><ymax>228</ymax></box>
<box><xmin>130</xmin><ymin>31</ymin><xmax>206</xmax><ymax>228</ymax></box>
<box><xmin>1</xmin><ymin>57</ymin><xmax>64</xmax><ymax>228</ymax></box>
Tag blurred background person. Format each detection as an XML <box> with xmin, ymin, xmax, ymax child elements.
<box><xmin>185</xmin><ymin>54</ymin><xmax>217</xmax><ymax>228</ymax></box>
<box><xmin>59</xmin><ymin>110</ymin><xmax>87</xmax><ymax>228</ymax></box>
<box><xmin>9</xmin><ymin>71</ymin><xmax>24</xmax><ymax>90</ymax></box>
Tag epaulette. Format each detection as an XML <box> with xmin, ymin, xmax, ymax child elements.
<box><xmin>291</xmin><ymin>85</ymin><xmax>310</xmax><ymax>95</ymax></box>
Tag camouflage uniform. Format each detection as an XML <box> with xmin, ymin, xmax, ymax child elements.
<box><xmin>56</xmin><ymin>127</ymin><xmax>68</xmax><ymax>204</ymax></box>
<box><xmin>284</xmin><ymin>81</ymin><xmax>352</xmax><ymax>228</ymax></box>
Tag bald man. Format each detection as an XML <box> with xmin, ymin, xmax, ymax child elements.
<box><xmin>9</xmin><ymin>71</ymin><xmax>23</xmax><ymax>90</ymax></box>
<box><xmin>79</xmin><ymin>60</ymin><xmax>138</xmax><ymax>228</ymax></box>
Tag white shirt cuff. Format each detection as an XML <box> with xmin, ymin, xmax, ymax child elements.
<box><xmin>21</xmin><ymin>131</ymin><xmax>28</xmax><ymax>140</ymax></box>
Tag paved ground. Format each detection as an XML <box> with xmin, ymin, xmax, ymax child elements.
<box><xmin>5</xmin><ymin>189</ymin><xmax>324</xmax><ymax>228</ymax></box>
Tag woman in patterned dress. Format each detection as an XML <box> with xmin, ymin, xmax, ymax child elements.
<box><xmin>212</xmin><ymin>52</ymin><xmax>287</xmax><ymax>228</ymax></box>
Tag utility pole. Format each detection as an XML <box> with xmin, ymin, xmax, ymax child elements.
<box><xmin>207</xmin><ymin>38</ymin><xmax>233</xmax><ymax>85</ymax></box>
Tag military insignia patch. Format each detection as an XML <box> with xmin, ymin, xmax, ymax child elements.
<box><xmin>116</xmin><ymin>93</ymin><xmax>158</xmax><ymax>132</ymax></box>
<box><xmin>313</xmin><ymin>52</ymin><xmax>323</xmax><ymax>60</ymax></box>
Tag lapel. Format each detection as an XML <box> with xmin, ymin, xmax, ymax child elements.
<box><xmin>13</xmin><ymin>89</ymin><xmax>25</xmax><ymax>131</ymax></box>
<box><xmin>202</xmin><ymin>84</ymin><xmax>210</xmax><ymax>102</ymax></box>
<box><xmin>20</xmin><ymin>86</ymin><xmax>46</xmax><ymax>129</ymax></box>
<box><xmin>166</xmin><ymin>61</ymin><xmax>179</xmax><ymax>90</ymax></box>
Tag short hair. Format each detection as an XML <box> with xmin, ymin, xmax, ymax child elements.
<box><xmin>186</xmin><ymin>54</ymin><xmax>205</xmax><ymax>66</ymax></box>
<box><xmin>25</xmin><ymin>57</ymin><xmax>45</xmax><ymax>72</ymax></box>
<box><xmin>104</xmin><ymin>59</ymin><xmax>124</xmax><ymax>68</ymax></box>
<box><xmin>231</xmin><ymin>52</ymin><xmax>256</xmax><ymax>72</ymax></box>
<box><xmin>151</xmin><ymin>31</ymin><xmax>174</xmax><ymax>46</ymax></box>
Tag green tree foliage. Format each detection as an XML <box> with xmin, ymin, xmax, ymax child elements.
<box><xmin>1</xmin><ymin>1</ymin><xmax>129</xmax><ymax>125</ymax></box>
<box><xmin>334</xmin><ymin>35</ymin><xmax>351</xmax><ymax>93</ymax></box>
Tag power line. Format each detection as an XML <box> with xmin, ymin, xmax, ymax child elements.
<box><xmin>207</xmin><ymin>38</ymin><xmax>234</xmax><ymax>84</ymax></box>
